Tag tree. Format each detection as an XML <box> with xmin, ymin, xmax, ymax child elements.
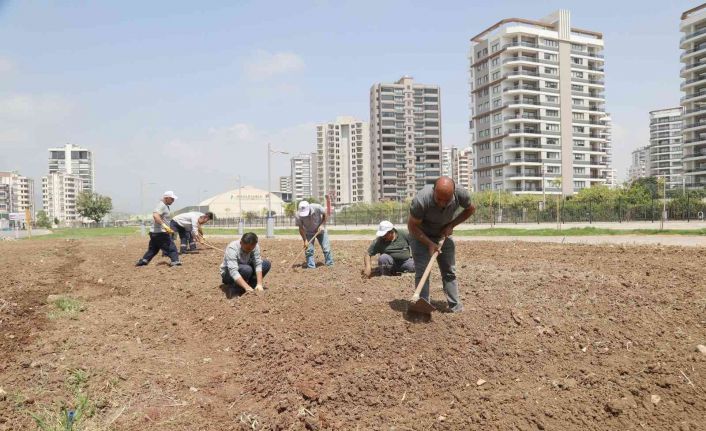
<box><xmin>35</xmin><ymin>210</ymin><xmax>52</xmax><ymax>229</ymax></box>
<box><xmin>76</xmin><ymin>191</ymin><xmax>113</xmax><ymax>223</ymax></box>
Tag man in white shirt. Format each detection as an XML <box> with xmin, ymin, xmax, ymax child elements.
<box><xmin>294</xmin><ymin>200</ymin><xmax>334</xmax><ymax>269</ymax></box>
<box><xmin>170</xmin><ymin>211</ymin><xmax>214</xmax><ymax>253</ymax></box>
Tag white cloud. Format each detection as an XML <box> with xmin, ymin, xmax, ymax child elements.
<box><xmin>243</xmin><ymin>50</ymin><xmax>304</xmax><ymax>81</ymax></box>
<box><xmin>0</xmin><ymin>94</ymin><xmax>74</xmax><ymax>122</ymax></box>
<box><xmin>0</xmin><ymin>56</ymin><xmax>15</xmax><ymax>75</ymax></box>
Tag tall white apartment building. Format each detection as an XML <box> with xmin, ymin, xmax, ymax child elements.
<box><xmin>370</xmin><ymin>76</ymin><xmax>442</xmax><ymax>201</ymax></box>
<box><xmin>42</xmin><ymin>172</ymin><xmax>84</xmax><ymax>224</ymax></box>
<box><xmin>0</xmin><ymin>171</ymin><xmax>35</xmax><ymax>216</ymax></box>
<box><xmin>455</xmin><ymin>147</ymin><xmax>474</xmax><ymax>191</ymax></box>
<box><xmin>628</xmin><ymin>146</ymin><xmax>650</xmax><ymax>182</ymax></box>
<box><xmin>441</xmin><ymin>147</ymin><xmax>458</xmax><ymax>179</ymax></box>
<box><xmin>680</xmin><ymin>4</ymin><xmax>706</xmax><ymax>189</ymax></box>
<box><xmin>279</xmin><ymin>176</ymin><xmax>292</xmax><ymax>193</ymax></box>
<box><xmin>601</xmin><ymin>113</ymin><xmax>617</xmax><ymax>188</ymax></box>
<box><xmin>290</xmin><ymin>153</ymin><xmax>317</xmax><ymax>202</ymax></box>
<box><xmin>469</xmin><ymin>10</ymin><xmax>610</xmax><ymax>195</ymax></box>
<box><xmin>48</xmin><ymin>143</ymin><xmax>94</xmax><ymax>192</ymax></box>
<box><xmin>315</xmin><ymin>116</ymin><xmax>371</xmax><ymax>205</ymax></box>
<box><xmin>648</xmin><ymin>108</ymin><xmax>683</xmax><ymax>189</ymax></box>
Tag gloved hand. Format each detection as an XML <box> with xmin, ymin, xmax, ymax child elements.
<box><xmin>162</xmin><ymin>224</ymin><xmax>174</xmax><ymax>235</ymax></box>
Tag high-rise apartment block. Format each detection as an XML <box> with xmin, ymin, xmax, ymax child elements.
<box><xmin>441</xmin><ymin>147</ymin><xmax>458</xmax><ymax>179</ymax></box>
<box><xmin>0</xmin><ymin>171</ymin><xmax>35</xmax><ymax>217</ymax></box>
<box><xmin>279</xmin><ymin>176</ymin><xmax>292</xmax><ymax>193</ymax></box>
<box><xmin>680</xmin><ymin>4</ymin><xmax>706</xmax><ymax>189</ymax></box>
<box><xmin>370</xmin><ymin>76</ymin><xmax>442</xmax><ymax>201</ymax></box>
<box><xmin>455</xmin><ymin>147</ymin><xmax>474</xmax><ymax>191</ymax></box>
<box><xmin>42</xmin><ymin>172</ymin><xmax>84</xmax><ymax>224</ymax></box>
<box><xmin>648</xmin><ymin>108</ymin><xmax>683</xmax><ymax>189</ymax></box>
<box><xmin>290</xmin><ymin>153</ymin><xmax>317</xmax><ymax>202</ymax></box>
<box><xmin>315</xmin><ymin>116</ymin><xmax>371</xmax><ymax>205</ymax></box>
<box><xmin>469</xmin><ymin>10</ymin><xmax>610</xmax><ymax>195</ymax></box>
<box><xmin>628</xmin><ymin>146</ymin><xmax>650</xmax><ymax>182</ymax></box>
<box><xmin>48</xmin><ymin>143</ymin><xmax>94</xmax><ymax>192</ymax></box>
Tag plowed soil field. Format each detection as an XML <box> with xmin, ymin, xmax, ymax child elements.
<box><xmin>0</xmin><ymin>237</ymin><xmax>704</xmax><ymax>430</ymax></box>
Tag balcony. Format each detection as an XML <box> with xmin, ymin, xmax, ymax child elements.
<box><xmin>570</xmin><ymin>49</ymin><xmax>605</xmax><ymax>59</ymax></box>
<box><xmin>681</xmin><ymin>89</ymin><xmax>706</xmax><ymax>102</ymax></box>
<box><xmin>681</xmin><ymin>27</ymin><xmax>706</xmax><ymax>44</ymax></box>
<box><xmin>503</xmin><ymin>56</ymin><xmax>541</xmax><ymax>65</ymax></box>
<box><xmin>680</xmin><ymin>44</ymin><xmax>706</xmax><ymax>60</ymax></box>
<box><xmin>503</xmin><ymin>84</ymin><xmax>540</xmax><ymax>92</ymax></box>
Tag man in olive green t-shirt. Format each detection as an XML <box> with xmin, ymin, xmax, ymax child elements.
<box><xmin>363</xmin><ymin>220</ymin><xmax>415</xmax><ymax>277</ymax></box>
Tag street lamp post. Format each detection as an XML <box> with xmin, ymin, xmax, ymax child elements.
<box><xmin>267</xmin><ymin>142</ymin><xmax>289</xmax><ymax>238</ymax></box>
<box><xmin>236</xmin><ymin>175</ymin><xmax>244</xmax><ymax>235</ymax></box>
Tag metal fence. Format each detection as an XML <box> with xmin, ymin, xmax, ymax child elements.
<box><xmin>200</xmin><ymin>196</ymin><xmax>706</xmax><ymax>228</ymax></box>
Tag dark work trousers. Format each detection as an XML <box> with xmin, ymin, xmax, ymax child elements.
<box><xmin>221</xmin><ymin>260</ymin><xmax>272</xmax><ymax>288</ymax></box>
<box><xmin>169</xmin><ymin>220</ymin><xmax>195</xmax><ymax>252</ymax></box>
<box><xmin>141</xmin><ymin>232</ymin><xmax>179</xmax><ymax>263</ymax></box>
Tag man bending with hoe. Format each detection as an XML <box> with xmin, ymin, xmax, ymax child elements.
<box><xmin>407</xmin><ymin>177</ymin><xmax>475</xmax><ymax>312</ymax></box>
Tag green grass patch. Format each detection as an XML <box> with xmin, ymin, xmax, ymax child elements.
<box><xmin>29</xmin><ymin>227</ymin><xmax>140</xmax><ymax>240</ymax></box>
<box><xmin>29</xmin><ymin>369</ymin><xmax>95</xmax><ymax>431</ymax></box>
<box><xmin>49</xmin><ymin>297</ymin><xmax>84</xmax><ymax>320</ymax></box>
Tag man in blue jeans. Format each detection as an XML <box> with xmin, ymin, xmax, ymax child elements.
<box><xmin>220</xmin><ymin>232</ymin><xmax>271</xmax><ymax>294</ymax></box>
<box><xmin>295</xmin><ymin>200</ymin><xmax>334</xmax><ymax>269</ymax></box>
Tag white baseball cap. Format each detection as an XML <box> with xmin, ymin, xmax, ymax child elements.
<box><xmin>163</xmin><ymin>191</ymin><xmax>178</xmax><ymax>200</ymax></box>
<box><xmin>376</xmin><ymin>220</ymin><xmax>394</xmax><ymax>237</ymax></box>
<box><xmin>298</xmin><ymin>200</ymin><xmax>311</xmax><ymax>217</ymax></box>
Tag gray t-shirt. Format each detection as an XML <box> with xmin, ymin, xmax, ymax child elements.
<box><xmin>295</xmin><ymin>204</ymin><xmax>326</xmax><ymax>236</ymax></box>
<box><xmin>220</xmin><ymin>241</ymin><xmax>263</xmax><ymax>281</ymax></box>
<box><xmin>150</xmin><ymin>201</ymin><xmax>171</xmax><ymax>233</ymax></box>
<box><xmin>409</xmin><ymin>184</ymin><xmax>472</xmax><ymax>239</ymax></box>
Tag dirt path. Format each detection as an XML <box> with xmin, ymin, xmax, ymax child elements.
<box><xmin>1</xmin><ymin>237</ymin><xmax>704</xmax><ymax>430</ymax></box>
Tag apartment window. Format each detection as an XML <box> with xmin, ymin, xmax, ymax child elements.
<box><xmin>544</xmin><ymin>67</ymin><xmax>557</xmax><ymax>75</ymax></box>
<box><xmin>493</xmin><ymin>127</ymin><xmax>502</xmax><ymax>135</ymax></box>
<box><xmin>573</xmin><ymin>112</ymin><xmax>585</xmax><ymax>120</ymax></box>
<box><xmin>492</xmin><ymin>85</ymin><xmax>500</xmax><ymax>94</ymax></box>
<box><xmin>491</xmin><ymin>43</ymin><xmax>499</xmax><ymax>52</ymax></box>
<box><xmin>491</xmin><ymin>58</ymin><xmax>499</xmax><ymax>67</ymax></box>
<box><xmin>573</xmin><ymin>126</ymin><xmax>585</xmax><ymax>133</ymax></box>
<box><xmin>494</xmin><ymin>155</ymin><xmax>502</xmax><ymax>163</ymax></box>
<box><xmin>543</xmin><ymin>53</ymin><xmax>558</xmax><ymax>61</ymax></box>
<box><xmin>574</xmin><ymin>153</ymin><xmax>585</xmax><ymax>160</ymax></box>
<box><xmin>574</xmin><ymin>167</ymin><xmax>585</xmax><ymax>174</ymax></box>
<box><xmin>493</xmin><ymin>141</ymin><xmax>502</xmax><ymax>149</ymax></box>
<box><xmin>545</xmin><ymin>81</ymin><xmax>558</xmax><ymax>89</ymax></box>
<box><xmin>572</xmin><ymin>71</ymin><xmax>584</xmax><ymax>79</ymax></box>
<box><xmin>572</xmin><ymin>57</ymin><xmax>584</xmax><ymax>65</ymax></box>
<box><xmin>546</xmin><ymin>152</ymin><xmax>560</xmax><ymax>159</ymax></box>
<box><xmin>495</xmin><ymin>169</ymin><xmax>502</xmax><ymax>176</ymax></box>
<box><xmin>546</xmin><ymin>109</ymin><xmax>559</xmax><ymax>117</ymax></box>
<box><xmin>571</xmin><ymin>43</ymin><xmax>584</xmax><ymax>51</ymax></box>
<box><xmin>493</xmin><ymin>113</ymin><xmax>502</xmax><ymax>122</ymax></box>
<box><xmin>491</xmin><ymin>71</ymin><xmax>500</xmax><ymax>80</ymax></box>
<box><xmin>543</xmin><ymin>39</ymin><xmax>559</xmax><ymax>48</ymax></box>
<box><xmin>546</xmin><ymin>95</ymin><xmax>558</xmax><ymax>103</ymax></box>
<box><xmin>571</xmin><ymin>84</ymin><xmax>584</xmax><ymax>92</ymax></box>
<box><xmin>547</xmin><ymin>165</ymin><xmax>560</xmax><ymax>173</ymax></box>
<box><xmin>572</xmin><ymin>98</ymin><xmax>584</xmax><ymax>106</ymax></box>
<box><xmin>546</xmin><ymin>124</ymin><xmax>559</xmax><ymax>131</ymax></box>
<box><xmin>546</xmin><ymin>138</ymin><xmax>558</xmax><ymax>146</ymax></box>
<box><xmin>574</xmin><ymin>181</ymin><xmax>586</xmax><ymax>189</ymax></box>
<box><xmin>493</xmin><ymin>98</ymin><xmax>502</xmax><ymax>107</ymax></box>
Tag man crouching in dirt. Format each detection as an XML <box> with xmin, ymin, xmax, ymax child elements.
<box><xmin>136</xmin><ymin>191</ymin><xmax>182</xmax><ymax>267</ymax></box>
<box><xmin>363</xmin><ymin>220</ymin><xmax>415</xmax><ymax>278</ymax></box>
<box><xmin>407</xmin><ymin>177</ymin><xmax>475</xmax><ymax>313</ymax></box>
<box><xmin>220</xmin><ymin>232</ymin><xmax>271</xmax><ymax>294</ymax></box>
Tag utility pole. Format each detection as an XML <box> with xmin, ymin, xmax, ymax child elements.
<box><xmin>660</xmin><ymin>177</ymin><xmax>666</xmax><ymax>231</ymax></box>
<box><xmin>237</xmin><ymin>175</ymin><xmax>243</xmax><ymax>235</ymax></box>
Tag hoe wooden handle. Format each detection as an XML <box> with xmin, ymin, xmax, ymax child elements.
<box><xmin>411</xmin><ymin>237</ymin><xmax>446</xmax><ymax>301</ymax></box>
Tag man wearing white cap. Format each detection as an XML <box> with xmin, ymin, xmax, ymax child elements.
<box><xmin>295</xmin><ymin>200</ymin><xmax>334</xmax><ymax>268</ymax></box>
<box><xmin>363</xmin><ymin>220</ymin><xmax>415</xmax><ymax>278</ymax></box>
<box><xmin>135</xmin><ymin>191</ymin><xmax>182</xmax><ymax>267</ymax></box>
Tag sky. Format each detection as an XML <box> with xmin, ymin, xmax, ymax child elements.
<box><xmin>0</xmin><ymin>0</ymin><xmax>697</xmax><ymax>212</ymax></box>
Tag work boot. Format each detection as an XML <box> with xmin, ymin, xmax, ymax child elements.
<box><xmin>135</xmin><ymin>259</ymin><xmax>148</xmax><ymax>267</ymax></box>
<box><xmin>170</xmin><ymin>260</ymin><xmax>182</xmax><ymax>267</ymax></box>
